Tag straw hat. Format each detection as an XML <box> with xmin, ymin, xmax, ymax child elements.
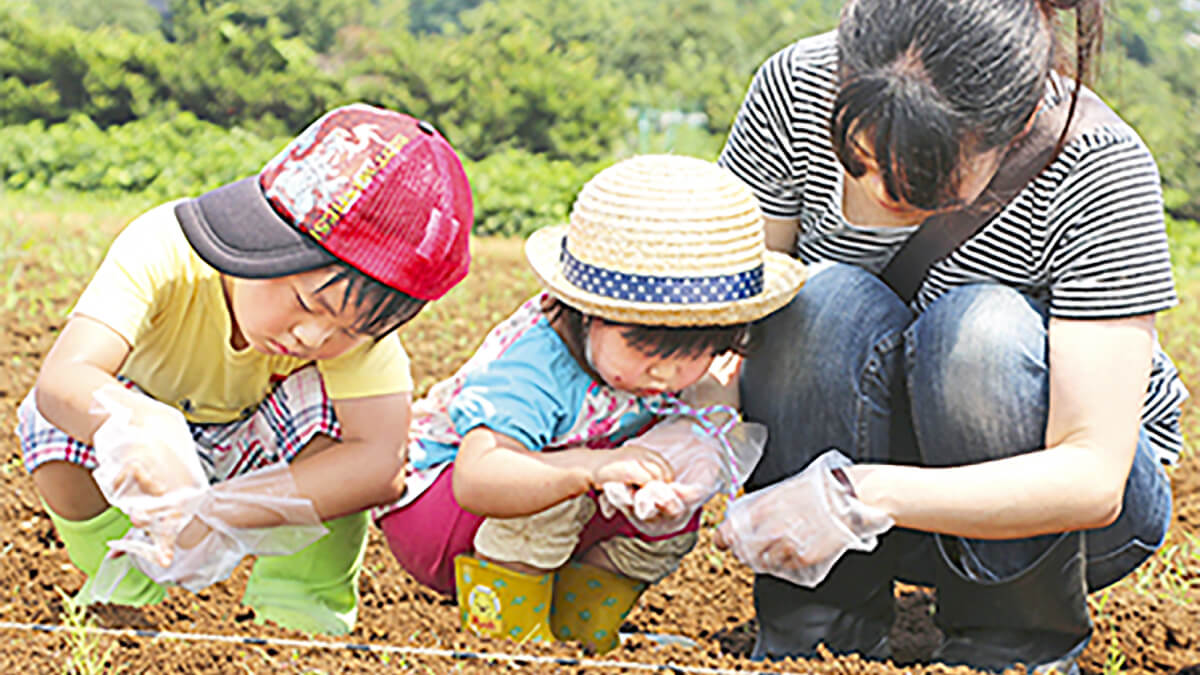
<box><xmin>525</xmin><ymin>155</ymin><xmax>807</xmax><ymax>326</ymax></box>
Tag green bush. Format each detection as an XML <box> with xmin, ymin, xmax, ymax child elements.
<box><xmin>464</xmin><ymin>149</ymin><xmax>603</xmax><ymax>237</ymax></box>
<box><xmin>347</xmin><ymin>3</ymin><xmax>629</xmax><ymax>162</ymax></box>
<box><xmin>0</xmin><ymin>115</ymin><xmax>603</xmax><ymax>239</ymax></box>
<box><xmin>0</xmin><ymin>110</ymin><xmax>286</xmax><ymax>198</ymax></box>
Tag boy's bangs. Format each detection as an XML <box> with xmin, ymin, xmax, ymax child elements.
<box><xmin>321</xmin><ymin>266</ymin><xmax>428</xmax><ymax>338</ymax></box>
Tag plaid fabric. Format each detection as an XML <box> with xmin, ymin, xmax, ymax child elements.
<box><xmin>17</xmin><ymin>366</ymin><xmax>339</xmax><ymax>484</ymax></box>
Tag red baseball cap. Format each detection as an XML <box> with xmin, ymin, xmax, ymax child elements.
<box><xmin>176</xmin><ymin>104</ymin><xmax>473</xmax><ymax>300</ymax></box>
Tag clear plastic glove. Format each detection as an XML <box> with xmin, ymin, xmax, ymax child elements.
<box><xmin>590</xmin><ymin>444</ymin><xmax>675</xmax><ymax>488</ymax></box>
<box><xmin>97</xmin><ymin>462</ymin><xmax>328</xmax><ymax>593</ymax></box>
<box><xmin>715</xmin><ymin>449</ymin><xmax>894</xmax><ymax>588</ymax></box>
<box><xmin>93</xmin><ymin>462</ymin><xmax>328</xmax><ymax>597</ymax></box>
<box><xmin>599</xmin><ymin>416</ymin><xmax>766</xmax><ymax>536</ymax></box>
<box><xmin>90</xmin><ymin>385</ymin><xmax>208</xmax><ymax>566</ymax></box>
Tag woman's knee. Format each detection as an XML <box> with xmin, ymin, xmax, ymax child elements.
<box><xmin>744</xmin><ymin>263</ymin><xmax>911</xmax><ymax>414</ymax></box>
<box><xmin>906</xmin><ymin>285</ymin><xmax>1049</xmax><ymax>464</ymax></box>
<box><xmin>742</xmin><ymin>263</ymin><xmax>912</xmax><ymax>482</ymax></box>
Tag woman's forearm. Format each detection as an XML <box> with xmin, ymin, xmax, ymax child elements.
<box><xmin>852</xmin><ymin>316</ymin><xmax>1152</xmax><ymax>540</ymax></box>
<box><xmin>849</xmin><ymin>443</ymin><xmax>1126</xmax><ymax>539</ymax></box>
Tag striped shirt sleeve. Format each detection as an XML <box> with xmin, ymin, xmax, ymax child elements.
<box><xmin>720</xmin><ymin>43</ymin><xmax>806</xmax><ymax>219</ymax></box>
<box><xmin>1047</xmin><ymin>132</ymin><xmax>1179</xmax><ymax>319</ymax></box>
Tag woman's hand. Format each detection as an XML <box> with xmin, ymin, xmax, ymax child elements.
<box><xmin>714</xmin><ymin>450</ymin><xmax>893</xmax><ymax>588</ymax></box>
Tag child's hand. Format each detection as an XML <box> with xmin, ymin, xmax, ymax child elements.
<box><xmin>598</xmin><ymin>416</ymin><xmax>766</xmax><ymax>536</ymax></box>
<box><xmin>90</xmin><ymin>385</ymin><xmax>209</xmax><ymax>565</ymax></box>
<box><xmin>590</xmin><ymin>445</ymin><xmax>674</xmax><ymax>490</ymax></box>
<box><xmin>92</xmin><ymin>385</ymin><xmax>207</xmax><ymax>495</ymax></box>
<box><xmin>100</xmin><ymin>462</ymin><xmax>327</xmax><ymax>595</ymax></box>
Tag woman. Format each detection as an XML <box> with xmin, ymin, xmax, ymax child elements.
<box><xmin>714</xmin><ymin>0</ymin><xmax>1186</xmax><ymax>672</ymax></box>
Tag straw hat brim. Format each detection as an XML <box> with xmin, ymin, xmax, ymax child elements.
<box><xmin>526</xmin><ymin>225</ymin><xmax>808</xmax><ymax>327</ymax></box>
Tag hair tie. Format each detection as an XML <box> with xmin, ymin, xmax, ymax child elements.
<box><xmin>1044</xmin><ymin>0</ymin><xmax>1086</xmax><ymax>10</ymax></box>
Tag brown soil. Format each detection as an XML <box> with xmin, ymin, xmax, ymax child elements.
<box><xmin>1</xmin><ymin>310</ymin><xmax>1198</xmax><ymax>674</ymax></box>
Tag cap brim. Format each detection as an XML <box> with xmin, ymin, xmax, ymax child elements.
<box><xmin>525</xmin><ymin>225</ymin><xmax>808</xmax><ymax>327</ymax></box>
<box><xmin>176</xmin><ymin>176</ymin><xmax>336</xmax><ymax>278</ymax></box>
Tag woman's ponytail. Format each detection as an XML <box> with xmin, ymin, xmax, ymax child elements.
<box><xmin>1038</xmin><ymin>0</ymin><xmax>1105</xmax><ymax>155</ymax></box>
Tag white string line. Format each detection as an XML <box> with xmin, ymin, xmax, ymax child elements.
<box><xmin>0</xmin><ymin>621</ymin><xmax>811</xmax><ymax>675</ymax></box>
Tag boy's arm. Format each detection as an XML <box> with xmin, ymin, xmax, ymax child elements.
<box><xmin>35</xmin><ymin>315</ymin><xmax>205</xmax><ymax>528</ymax></box>
<box><xmin>36</xmin><ymin>316</ymin><xmax>134</xmax><ymax>444</ymax></box>
<box><xmin>287</xmin><ymin>392</ymin><xmax>412</xmax><ymax>520</ymax></box>
<box><xmin>34</xmin><ymin>316</ymin><xmax>136</xmax><ymax>519</ymax></box>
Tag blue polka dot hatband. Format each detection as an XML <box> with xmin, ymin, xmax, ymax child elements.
<box><xmin>525</xmin><ymin>155</ymin><xmax>807</xmax><ymax>326</ymax></box>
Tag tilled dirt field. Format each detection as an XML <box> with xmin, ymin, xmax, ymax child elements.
<box><xmin>1</xmin><ymin>307</ymin><xmax>1197</xmax><ymax>674</ymax></box>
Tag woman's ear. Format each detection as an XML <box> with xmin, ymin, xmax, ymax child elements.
<box><xmin>1019</xmin><ymin>100</ymin><xmax>1043</xmax><ymax>139</ymax></box>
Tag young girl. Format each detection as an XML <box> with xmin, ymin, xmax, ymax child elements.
<box><xmin>373</xmin><ymin>154</ymin><xmax>806</xmax><ymax>652</ymax></box>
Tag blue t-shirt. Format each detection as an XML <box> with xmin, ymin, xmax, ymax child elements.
<box><xmin>407</xmin><ymin>295</ymin><xmax>671</xmax><ymax>471</ymax></box>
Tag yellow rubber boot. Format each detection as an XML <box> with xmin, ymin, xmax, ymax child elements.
<box><xmin>46</xmin><ymin>504</ymin><xmax>166</xmax><ymax>607</ymax></box>
<box><xmin>454</xmin><ymin>555</ymin><xmax>554</xmax><ymax>644</ymax></box>
<box><xmin>551</xmin><ymin>561</ymin><xmax>646</xmax><ymax>653</ymax></box>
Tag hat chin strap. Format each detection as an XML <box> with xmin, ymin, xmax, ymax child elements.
<box><xmin>582</xmin><ymin>317</ymin><xmax>601</xmax><ymax>378</ymax></box>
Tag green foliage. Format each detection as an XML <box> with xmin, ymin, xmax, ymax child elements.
<box><xmin>168</xmin><ymin>0</ymin><xmax>374</xmax><ymax>53</ymax></box>
<box><xmin>0</xmin><ymin>110</ymin><xmax>285</xmax><ymax>199</ymax></box>
<box><xmin>158</xmin><ymin>3</ymin><xmax>346</xmax><ymax>135</ymax></box>
<box><xmin>58</xmin><ymin>588</ymin><xmax>125</xmax><ymax>675</ymax></box>
<box><xmin>407</xmin><ymin>0</ymin><xmax>482</xmax><ymax>34</ymax></box>
<box><xmin>481</xmin><ymin>0</ymin><xmax>840</xmax><ymax>135</ymax></box>
<box><xmin>1166</xmin><ymin>215</ymin><xmax>1200</xmax><ymax>279</ymax></box>
<box><xmin>12</xmin><ymin>0</ymin><xmax>162</xmax><ymax>34</ymax></box>
<box><xmin>0</xmin><ymin>0</ymin><xmax>1197</xmax><ymax>227</ymax></box>
<box><xmin>0</xmin><ymin>5</ymin><xmax>340</xmax><ymax>136</ymax></box>
<box><xmin>0</xmin><ymin>9</ymin><xmax>166</xmax><ymax>127</ymax></box>
<box><xmin>1101</xmin><ymin>1</ymin><xmax>1200</xmax><ymax>220</ymax></box>
<box><xmin>348</xmin><ymin>3</ymin><xmax>628</xmax><ymax>161</ymax></box>
<box><xmin>464</xmin><ymin>149</ymin><xmax>602</xmax><ymax>237</ymax></box>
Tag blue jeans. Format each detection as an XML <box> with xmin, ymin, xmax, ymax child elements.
<box><xmin>741</xmin><ymin>263</ymin><xmax>1172</xmax><ymax>623</ymax></box>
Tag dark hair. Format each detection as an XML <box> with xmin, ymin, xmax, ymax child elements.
<box><xmin>540</xmin><ymin>296</ymin><xmax>757</xmax><ymax>368</ymax></box>
<box><xmin>317</xmin><ymin>264</ymin><xmax>427</xmax><ymax>338</ymax></box>
<box><xmin>831</xmin><ymin>0</ymin><xmax>1104</xmax><ymax>211</ymax></box>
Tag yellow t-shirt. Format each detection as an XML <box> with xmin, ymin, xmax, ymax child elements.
<box><xmin>71</xmin><ymin>201</ymin><xmax>413</xmax><ymax>424</ymax></box>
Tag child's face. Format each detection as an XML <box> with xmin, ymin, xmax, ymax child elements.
<box><xmin>585</xmin><ymin>321</ymin><xmax>715</xmax><ymax>396</ymax></box>
<box><xmin>224</xmin><ymin>267</ymin><xmax>374</xmax><ymax>360</ymax></box>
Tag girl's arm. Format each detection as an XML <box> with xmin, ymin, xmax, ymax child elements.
<box><xmin>452</xmin><ymin>426</ymin><xmax>673</xmax><ymax>518</ymax></box>
<box><xmin>849</xmin><ymin>314</ymin><xmax>1153</xmax><ymax>539</ymax></box>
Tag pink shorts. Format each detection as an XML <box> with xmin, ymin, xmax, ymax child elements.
<box><xmin>377</xmin><ymin>465</ymin><xmax>700</xmax><ymax>594</ymax></box>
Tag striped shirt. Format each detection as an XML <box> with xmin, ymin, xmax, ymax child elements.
<box><xmin>719</xmin><ymin>31</ymin><xmax>1187</xmax><ymax>463</ymax></box>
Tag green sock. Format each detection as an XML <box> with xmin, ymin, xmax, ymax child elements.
<box><xmin>45</xmin><ymin>504</ymin><xmax>166</xmax><ymax>607</ymax></box>
<box><xmin>243</xmin><ymin>511</ymin><xmax>368</xmax><ymax>635</ymax></box>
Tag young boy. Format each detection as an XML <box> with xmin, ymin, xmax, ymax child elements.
<box><xmin>17</xmin><ymin>103</ymin><xmax>473</xmax><ymax>635</ymax></box>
